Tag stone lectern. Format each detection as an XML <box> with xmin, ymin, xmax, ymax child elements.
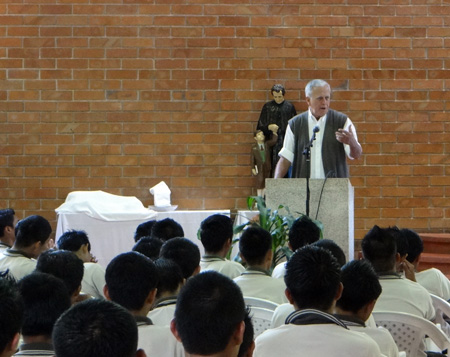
<box><xmin>265</xmin><ymin>178</ymin><xmax>354</xmax><ymax>261</ymax></box>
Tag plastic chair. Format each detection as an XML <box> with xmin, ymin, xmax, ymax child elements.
<box><xmin>244</xmin><ymin>296</ymin><xmax>279</xmax><ymax>311</ymax></box>
<box><xmin>373</xmin><ymin>311</ymin><xmax>450</xmax><ymax>357</ymax></box>
<box><xmin>248</xmin><ymin>306</ymin><xmax>274</xmax><ymax>338</ymax></box>
<box><xmin>430</xmin><ymin>294</ymin><xmax>450</xmax><ymax>336</ymax></box>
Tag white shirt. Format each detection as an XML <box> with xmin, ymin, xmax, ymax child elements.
<box><xmin>138</xmin><ymin>322</ymin><xmax>185</xmax><ymax>357</ymax></box>
<box><xmin>416</xmin><ymin>268</ymin><xmax>450</xmax><ymax>301</ymax></box>
<box><xmin>81</xmin><ymin>262</ymin><xmax>106</xmax><ymax>299</ymax></box>
<box><xmin>271</xmin><ymin>261</ymin><xmax>286</xmax><ymax>279</ymax></box>
<box><xmin>279</xmin><ymin>110</ymin><xmax>358</xmax><ymax>179</ymax></box>
<box><xmin>200</xmin><ymin>256</ymin><xmax>245</xmax><ymax>279</ymax></box>
<box><xmin>0</xmin><ymin>249</ymin><xmax>36</xmax><ymax>281</ymax></box>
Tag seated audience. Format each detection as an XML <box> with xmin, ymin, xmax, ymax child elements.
<box><xmin>56</xmin><ymin>230</ymin><xmax>106</xmax><ymax>299</ymax></box>
<box><xmin>404</xmin><ymin>228</ymin><xmax>450</xmax><ymax>301</ymax></box>
<box><xmin>199</xmin><ymin>214</ymin><xmax>244</xmax><ymax>279</ymax></box>
<box><xmin>0</xmin><ymin>215</ymin><xmax>52</xmax><ymax>280</ymax></box>
<box><xmin>15</xmin><ymin>272</ymin><xmax>71</xmax><ymax>356</ymax></box>
<box><xmin>36</xmin><ymin>250</ymin><xmax>84</xmax><ymax>304</ymax></box>
<box><xmin>148</xmin><ymin>258</ymin><xmax>184</xmax><ymax>326</ymax></box>
<box><xmin>362</xmin><ymin>225</ymin><xmax>435</xmax><ymax>320</ymax></box>
<box><xmin>234</xmin><ymin>227</ymin><xmax>287</xmax><ymax>304</ymax></box>
<box><xmin>335</xmin><ymin>260</ymin><xmax>399</xmax><ymax>357</ymax></box>
<box><xmin>132</xmin><ymin>236</ymin><xmax>164</xmax><ymax>261</ymax></box>
<box><xmin>171</xmin><ymin>271</ymin><xmax>246</xmax><ymax>357</ymax></box>
<box><xmin>160</xmin><ymin>237</ymin><xmax>201</xmax><ymax>279</ymax></box>
<box><xmin>134</xmin><ymin>220</ymin><xmax>156</xmax><ymax>242</ymax></box>
<box><xmin>313</xmin><ymin>239</ymin><xmax>346</xmax><ymax>267</ymax></box>
<box><xmin>151</xmin><ymin>218</ymin><xmax>184</xmax><ymax>241</ymax></box>
<box><xmin>254</xmin><ymin>246</ymin><xmax>382</xmax><ymax>356</ymax></box>
<box><xmin>272</xmin><ymin>215</ymin><xmax>320</xmax><ymax>279</ymax></box>
<box><xmin>104</xmin><ymin>252</ymin><xmax>184</xmax><ymax>357</ymax></box>
<box><xmin>0</xmin><ymin>209</ymin><xmax>17</xmax><ymax>254</ymax></box>
<box><xmin>0</xmin><ymin>275</ymin><xmax>23</xmax><ymax>357</ymax></box>
<box><xmin>52</xmin><ymin>299</ymin><xmax>146</xmax><ymax>357</ymax></box>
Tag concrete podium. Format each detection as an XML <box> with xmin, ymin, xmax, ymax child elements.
<box><xmin>265</xmin><ymin>178</ymin><xmax>354</xmax><ymax>260</ymax></box>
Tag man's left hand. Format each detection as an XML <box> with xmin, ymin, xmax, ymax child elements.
<box><xmin>335</xmin><ymin>125</ymin><xmax>356</xmax><ymax>145</ymax></box>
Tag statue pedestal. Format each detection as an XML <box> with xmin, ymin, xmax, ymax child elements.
<box><xmin>265</xmin><ymin>178</ymin><xmax>354</xmax><ymax>260</ymax></box>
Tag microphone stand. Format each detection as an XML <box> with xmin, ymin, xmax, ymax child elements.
<box><xmin>302</xmin><ymin>128</ymin><xmax>319</xmax><ymax>217</ymax></box>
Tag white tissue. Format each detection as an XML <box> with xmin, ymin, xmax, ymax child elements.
<box><xmin>149</xmin><ymin>181</ymin><xmax>172</xmax><ymax>207</ymax></box>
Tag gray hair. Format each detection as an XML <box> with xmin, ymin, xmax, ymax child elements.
<box><xmin>305</xmin><ymin>79</ymin><xmax>330</xmax><ymax>98</ymax></box>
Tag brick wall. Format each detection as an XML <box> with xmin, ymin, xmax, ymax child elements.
<box><xmin>1</xmin><ymin>0</ymin><xmax>449</xmax><ymax>242</ymax></box>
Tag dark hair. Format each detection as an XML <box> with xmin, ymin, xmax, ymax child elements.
<box><xmin>57</xmin><ymin>230</ymin><xmax>90</xmax><ymax>252</ymax></box>
<box><xmin>159</xmin><ymin>238</ymin><xmax>200</xmax><ymax>279</ymax></box>
<box><xmin>36</xmin><ymin>250</ymin><xmax>84</xmax><ymax>297</ymax></box>
<box><xmin>313</xmin><ymin>239</ymin><xmax>346</xmax><ymax>267</ymax></box>
<box><xmin>271</xmin><ymin>84</ymin><xmax>285</xmax><ymax>96</ymax></box>
<box><xmin>174</xmin><ymin>271</ymin><xmax>246</xmax><ymax>355</ymax></box>
<box><xmin>238</xmin><ymin>310</ymin><xmax>254</xmax><ymax>357</ymax></box>
<box><xmin>154</xmin><ymin>258</ymin><xmax>184</xmax><ymax>298</ymax></box>
<box><xmin>18</xmin><ymin>272</ymin><xmax>71</xmax><ymax>337</ymax></box>
<box><xmin>53</xmin><ymin>299</ymin><xmax>139</xmax><ymax>357</ymax></box>
<box><xmin>151</xmin><ymin>218</ymin><xmax>184</xmax><ymax>241</ymax></box>
<box><xmin>0</xmin><ymin>209</ymin><xmax>15</xmax><ymax>238</ymax></box>
<box><xmin>134</xmin><ymin>220</ymin><xmax>156</xmax><ymax>242</ymax></box>
<box><xmin>199</xmin><ymin>214</ymin><xmax>233</xmax><ymax>254</ymax></box>
<box><xmin>285</xmin><ymin>245</ymin><xmax>341</xmax><ymax>310</ymax></box>
<box><xmin>105</xmin><ymin>251</ymin><xmax>159</xmax><ymax>311</ymax></box>
<box><xmin>0</xmin><ymin>275</ymin><xmax>23</xmax><ymax>353</ymax></box>
<box><xmin>403</xmin><ymin>228</ymin><xmax>424</xmax><ymax>263</ymax></box>
<box><xmin>289</xmin><ymin>216</ymin><xmax>320</xmax><ymax>251</ymax></box>
<box><xmin>361</xmin><ymin>225</ymin><xmax>397</xmax><ymax>273</ymax></box>
<box><xmin>15</xmin><ymin>215</ymin><xmax>52</xmax><ymax>248</ymax></box>
<box><xmin>132</xmin><ymin>236</ymin><xmax>163</xmax><ymax>261</ymax></box>
<box><xmin>239</xmin><ymin>227</ymin><xmax>272</xmax><ymax>266</ymax></box>
<box><xmin>387</xmin><ymin>226</ymin><xmax>409</xmax><ymax>258</ymax></box>
<box><xmin>336</xmin><ymin>260</ymin><xmax>381</xmax><ymax>314</ymax></box>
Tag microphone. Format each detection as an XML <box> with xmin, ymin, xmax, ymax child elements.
<box><xmin>313</xmin><ymin>126</ymin><xmax>320</xmax><ymax>133</ymax></box>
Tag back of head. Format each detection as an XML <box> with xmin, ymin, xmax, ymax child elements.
<box><xmin>154</xmin><ymin>258</ymin><xmax>184</xmax><ymax>298</ymax></box>
<box><xmin>289</xmin><ymin>216</ymin><xmax>320</xmax><ymax>251</ymax></box>
<box><xmin>53</xmin><ymin>299</ymin><xmax>139</xmax><ymax>357</ymax></box>
<box><xmin>174</xmin><ymin>271</ymin><xmax>246</xmax><ymax>355</ymax></box>
<box><xmin>132</xmin><ymin>236</ymin><xmax>163</xmax><ymax>261</ymax></box>
<box><xmin>239</xmin><ymin>226</ymin><xmax>272</xmax><ymax>265</ymax></box>
<box><xmin>18</xmin><ymin>272</ymin><xmax>71</xmax><ymax>337</ymax></box>
<box><xmin>387</xmin><ymin>226</ymin><xmax>409</xmax><ymax>258</ymax></box>
<box><xmin>159</xmin><ymin>237</ymin><xmax>200</xmax><ymax>279</ymax></box>
<box><xmin>151</xmin><ymin>218</ymin><xmax>184</xmax><ymax>241</ymax></box>
<box><xmin>134</xmin><ymin>220</ymin><xmax>156</xmax><ymax>242</ymax></box>
<box><xmin>36</xmin><ymin>250</ymin><xmax>84</xmax><ymax>297</ymax></box>
<box><xmin>403</xmin><ymin>228</ymin><xmax>424</xmax><ymax>263</ymax></box>
<box><xmin>0</xmin><ymin>275</ymin><xmax>23</xmax><ymax>354</ymax></box>
<box><xmin>313</xmin><ymin>239</ymin><xmax>346</xmax><ymax>267</ymax></box>
<box><xmin>57</xmin><ymin>230</ymin><xmax>90</xmax><ymax>252</ymax></box>
<box><xmin>0</xmin><ymin>209</ymin><xmax>15</xmax><ymax>238</ymax></box>
<box><xmin>336</xmin><ymin>260</ymin><xmax>381</xmax><ymax>314</ymax></box>
<box><xmin>285</xmin><ymin>245</ymin><xmax>341</xmax><ymax>311</ymax></box>
<box><xmin>199</xmin><ymin>214</ymin><xmax>233</xmax><ymax>254</ymax></box>
<box><xmin>305</xmin><ymin>79</ymin><xmax>330</xmax><ymax>97</ymax></box>
<box><xmin>361</xmin><ymin>225</ymin><xmax>397</xmax><ymax>273</ymax></box>
<box><xmin>15</xmin><ymin>215</ymin><xmax>51</xmax><ymax>248</ymax></box>
<box><xmin>105</xmin><ymin>251</ymin><xmax>159</xmax><ymax>311</ymax></box>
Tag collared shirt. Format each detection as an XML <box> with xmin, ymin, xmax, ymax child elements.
<box><xmin>286</xmin><ymin>308</ymin><xmax>348</xmax><ymax>328</ymax></box>
<box><xmin>135</xmin><ymin>315</ymin><xmax>153</xmax><ymax>327</ymax></box>
<box><xmin>14</xmin><ymin>342</ymin><xmax>54</xmax><ymax>356</ymax></box>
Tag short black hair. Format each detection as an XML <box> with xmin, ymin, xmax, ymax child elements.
<box><xmin>285</xmin><ymin>245</ymin><xmax>341</xmax><ymax>311</ymax></box>
<box><xmin>239</xmin><ymin>227</ymin><xmax>272</xmax><ymax>266</ymax></box>
<box><xmin>15</xmin><ymin>215</ymin><xmax>52</xmax><ymax>248</ymax></box>
<box><xmin>53</xmin><ymin>299</ymin><xmax>139</xmax><ymax>357</ymax></box>
<box><xmin>313</xmin><ymin>239</ymin><xmax>346</xmax><ymax>267</ymax></box>
<box><xmin>238</xmin><ymin>310</ymin><xmax>254</xmax><ymax>357</ymax></box>
<box><xmin>0</xmin><ymin>208</ymin><xmax>15</xmax><ymax>238</ymax></box>
<box><xmin>36</xmin><ymin>250</ymin><xmax>84</xmax><ymax>297</ymax></box>
<box><xmin>387</xmin><ymin>226</ymin><xmax>409</xmax><ymax>258</ymax></box>
<box><xmin>0</xmin><ymin>275</ymin><xmax>23</xmax><ymax>353</ymax></box>
<box><xmin>105</xmin><ymin>251</ymin><xmax>159</xmax><ymax>311</ymax></box>
<box><xmin>199</xmin><ymin>214</ymin><xmax>233</xmax><ymax>254</ymax></box>
<box><xmin>174</xmin><ymin>271</ymin><xmax>246</xmax><ymax>355</ymax></box>
<box><xmin>151</xmin><ymin>218</ymin><xmax>184</xmax><ymax>241</ymax></box>
<box><xmin>159</xmin><ymin>238</ymin><xmax>200</xmax><ymax>279</ymax></box>
<box><xmin>289</xmin><ymin>216</ymin><xmax>320</xmax><ymax>251</ymax></box>
<box><xmin>361</xmin><ymin>225</ymin><xmax>397</xmax><ymax>273</ymax></box>
<box><xmin>132</xmin><ymin>236</ymin><xmax>163</xmax><ymax>261</ymax></box>
<box><xmin>57</xmin><ymin>230</ymin><xmax>90</xmax><ymax>252</ymax></box>
<box><xmin>134</xmin><ymin>220</ymin><xmax>156</xmax><ymax>242</ymax></box>
<box><xmin>154</xmin><ymin>258</ymin><xmax>184</xmax><ymax>298</ymax></box>
<box><xmin>336</xmin><ymin>260</ymin><xmax>382</xmax><ymax>314</ymax></box>
<box><xmin>271</xmin><ymin>84</ymin><xmax>285</xmax><ymax>95</ymax></box>
<box><xmin>403</xmin><ymin>228</ymin><xmax>424</xmax><ymax>263</ymax></box>
<box><xmin>18</xmin><ymin>272</ymin><xmax>71</xmax><ymax>337</ymax></box>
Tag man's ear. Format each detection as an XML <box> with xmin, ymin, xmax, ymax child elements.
<box><xmin>334</xmin><ymin>282</ymin><xmax>344</xmax><ymax>302</ymax></box>
<box><xmin>4</xmin><ymin>332</ymin><xmax>20</xmax><ymax>356</ymax></box>
<box><xmin>146</xmin><ymin>288</ymin><xmax>158</xmax><ymax>307</ymax></box>
<box><xmin>285</xmin><ymin>288</ymin><xmax>295</xmax><ymax>305</ymax></box>
<box><xmin>103</xmin><ymin>285</ymin><xmax>111</xmax><ymax>301</ymax></box>
<box><xmin>170</xmin><ymin>319</ymin><xmax>182</xmax><ymax>342</ymax></box>
<box><xmin>232</xmin><ymin>320</ymin><xmax>245</xmax><ymax>347</ymax></box>
<box><xmin>135</xmin><ymin>349</ymin><xmax>147</xmax><ymax>357</ymax></box>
